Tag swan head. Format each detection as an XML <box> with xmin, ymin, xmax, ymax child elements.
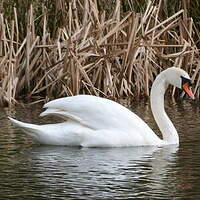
<box><xmin>164</xmin><ymin>67</ymin><xmax>195</xmax><ymax>99</ymax></box>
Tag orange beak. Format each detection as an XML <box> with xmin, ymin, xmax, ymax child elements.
<box><xmin>182</xmin><ymin>82</ymin><xmax>195</xmax><ymax>99</ymax></box>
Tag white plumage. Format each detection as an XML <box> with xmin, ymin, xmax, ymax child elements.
<box><xmin>9</xmin><ymin>67</ymin><xmax>194</xmax><ymax>147</ymax></box>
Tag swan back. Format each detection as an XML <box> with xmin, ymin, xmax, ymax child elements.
<box><xmin>41</xmin><ymin>95</ymin><xmax>149</xmax><ymax>132</ymax></box>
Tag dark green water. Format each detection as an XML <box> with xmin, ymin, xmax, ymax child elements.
<box><xmin>0</xmin><ymin>99</ymin><xmax>200</xmax><ymax>199</ymax></box>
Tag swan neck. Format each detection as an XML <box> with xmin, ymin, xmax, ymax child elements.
<box><xmin>150</xmin><ymin>73</ymin><xmax>179</xmax><ymax>145</ymax></box>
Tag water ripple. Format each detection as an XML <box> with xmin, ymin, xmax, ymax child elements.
<box><xmin>0</xmin><ymin>100</ymin><xmax>200</xmax><ymax>199</ymax></box>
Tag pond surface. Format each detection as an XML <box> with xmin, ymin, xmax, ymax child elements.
<box><xmin>0</xmin><ymin>99</ymin><xmax>200</xmax><ymax>199</ymax></box>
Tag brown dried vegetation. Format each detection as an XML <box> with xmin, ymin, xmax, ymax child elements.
<box><xmin>0</xmin><ymin>0</ymin><xmax>200</xmax><ymax>106</ymax></box>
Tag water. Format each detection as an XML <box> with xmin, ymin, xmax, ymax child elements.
<box><xmin>0</xmin><ymin>99</ymin><xmax>200</xmax><ymax>199</ymax></box>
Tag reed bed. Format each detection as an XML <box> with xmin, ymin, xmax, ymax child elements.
<box><xmin>0</xmin><ymin>0</ymin><xmax>200</xmax><ymax>106</ymax></box>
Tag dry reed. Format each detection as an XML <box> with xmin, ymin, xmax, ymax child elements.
<box><xmin>0</xmin><ymin>0</ymin><xmax>200</xmax><ymax>106</ymax></box>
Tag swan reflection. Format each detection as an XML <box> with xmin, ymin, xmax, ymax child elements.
<box><xmin>24</xmin><ymin>145</ymin><xmax>178</xmax><ymax>199</ymax></box>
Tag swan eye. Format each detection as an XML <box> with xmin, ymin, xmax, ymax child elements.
<box><xmin>181</xmin><ymin>76</ymin><xmax>192</xmax><ymax>87</ymax></box>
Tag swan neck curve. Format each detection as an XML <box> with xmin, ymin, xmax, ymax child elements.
<box><xmin>150</xmin><ymin>72</ymin><xmax>179</xmax><ymax>145</ymax></box>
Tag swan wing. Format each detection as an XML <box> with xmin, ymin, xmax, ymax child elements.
<box><xmin>9</xmin><ymin>95</ymin><xmax>162</xmax><ymax>146</ymax></box>
<box><xmin>40</xmin><ymin>95</ymin><xmax>152</xmax><ymax>134</ymax></box>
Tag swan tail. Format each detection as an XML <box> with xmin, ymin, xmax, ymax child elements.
<box><xmin>8</xmin><ymin>117</ymin><xmax>42</xmax><ymax>140</ymax></box>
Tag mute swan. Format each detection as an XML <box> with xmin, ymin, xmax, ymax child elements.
<box><xmin>9</xmin><ymin>67</ymin><xmax>194</xmax><ymax>147</ymax></box>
